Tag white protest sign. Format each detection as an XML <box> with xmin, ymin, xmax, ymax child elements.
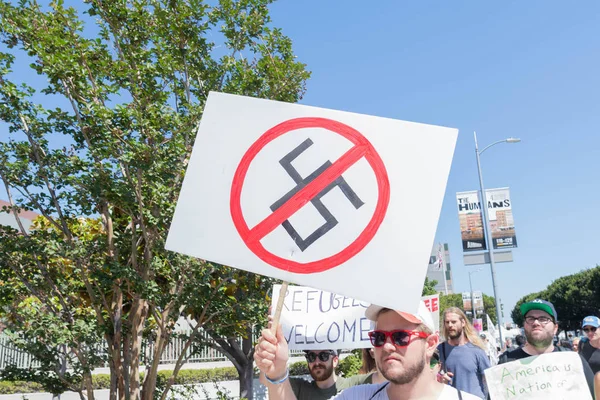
<box><xmin>271</xmin><ymin>284</ymin><xmax>371</xmax><ymax>350</ymax></box>
<box><xmin>271</xmin><ymin>285</ymin><xmax>441</xmax><ymax>350</ymax></box>
<box><xmin>484</xmin><ymin>352</ymin><xmax>592</xmax><ymax>400</ymax></box>
<box><xmin>166</xmin><ymin>92</ymin><xmax>457</xmax><ymax>313</ymax></box>
<box><xmin>421</xmin><ymin>293</ymin><xmax>440</xmax><ymax>332</ymax></box>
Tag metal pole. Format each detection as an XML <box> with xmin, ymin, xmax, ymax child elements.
<box><xmin>474</xmin><ymin>131</ymin><xmax>504</xmax><ymax>345</ymax></box>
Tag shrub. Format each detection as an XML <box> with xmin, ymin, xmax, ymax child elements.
<box><xmin>0</xmin><ymin>367</ymin><xmax>242</xmax><ymax>394</ymax></box>
<box><xmin>336</xmin><ymin>350</ymin><xmax>362</xmax><ymax>377</ymax></box>
<box><xmin>288</xmin><ymin>360</ymin><xmax>309</xmax><ymax>376</ymax></box>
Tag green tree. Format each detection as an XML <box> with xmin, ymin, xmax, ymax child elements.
<box><xmin>0</xmin><ymin>0</ymin><xmax>310</xmax><ymax>399</ymax></box>
<box><xmin>511</xmin><ymin>265</ymin><xmax>600</xmax><ymax>333</ymax></box>
<box><xmin>438</xmin><ymin>293</ymin><xmax>497</xmax><ymax>327</ymax></box>
<box><xmin>422</xmin><ymin>277</ymin><xmax>439</xmax><ymax>296</ymax></box>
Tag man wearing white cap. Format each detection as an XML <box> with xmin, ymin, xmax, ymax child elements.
<box><xmin>254</xmin><ymin>301</ymin><xmax>480</xmax><ymax>399</ymax></box>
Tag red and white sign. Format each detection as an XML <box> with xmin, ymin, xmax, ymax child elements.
<box><xmin>422</xmin><ymin>293</ymin><xmax>440</xmax><ymax>332</ymax></box>
<box><xmin>166</xmin><ymin>92</ymin><xmax>457</xmax><ymax>312</ymax></box>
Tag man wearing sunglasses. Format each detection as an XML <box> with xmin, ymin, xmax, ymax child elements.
<box><xmin>259</xmin><ymin>347</ymin><xmax>369</xmax><ymax>400</ymax></box>
<box><xmin>498</xmin><ymin>299</ymin><xmax>595</xmax><ymax>397</ymax></box>
<box><xmin>579</xmin><ymin>315</ymin><xmax>600</xmax><ymax>375</ymax></box>
<box><xmin>255</xmin><ymin>301</ymin><xmax>481</xmax><ymax>399</ymax></box>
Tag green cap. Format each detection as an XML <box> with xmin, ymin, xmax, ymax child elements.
<box><xmin>520</xmin><ymin>299</ymin><xmax>557</xmax><ymax>321</ymax></box>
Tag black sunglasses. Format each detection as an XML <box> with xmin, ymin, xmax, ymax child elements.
<box><xmin>583</xmin><ymin>326</ymin><xmax>597</xmax><ymax>333</ymax></box>
<box><xmin>368</xmin><ymin>330</ymin><xmax>429</xmax><ymax>348</ymax></box>
<box><xmin>305</xmin><ymin>351</ymin><xmax>336</xmax><ymax>363</ymax></box>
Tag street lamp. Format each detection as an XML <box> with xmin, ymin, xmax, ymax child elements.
<box><xmin>468</xmin><ymin>267</ymin><xmax>483</xmax><ymax>320</ymax></box>
<box><xmin>474</xmin><ymin>132</ymin><xmax>520</xmax><ymax>346</ymax></box>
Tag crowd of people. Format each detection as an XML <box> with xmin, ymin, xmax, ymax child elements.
<box><xmin>254</xmin><ymin>298</ymin><xmax>600</xmax><ymax>399</ymax></box>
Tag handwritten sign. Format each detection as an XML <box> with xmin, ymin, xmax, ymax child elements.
<box><xmin>271</xmin><ymin>285</ymin><xmax>440</xmax><ymax>350</ymax></box>
<box><xmin>166</xmin><ymin>92</ymin><xmax>458</xmax><ymax>314</ymax></box>
<box><xmin>271</xmin><ymin>284</ymin><xmax>372</xmax><ymax>350</ymax></box>
<box><xmin>484</xmin><ymin>352</ymin><xmax>592</xmax><ymax>400</ymax></box>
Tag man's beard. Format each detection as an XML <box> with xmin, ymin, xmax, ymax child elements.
<box><xmin>379</xmin><ymin>353</ymin><xmax>426</xmax><ymax>385</ymax></box>
<box><xmin>525</xmin><ymin>328</ymin><xmax>553</xmax><ymax>349</ymax></box>
<box><xmin>310</xmin><ymin>363</ymin><xmax>334</xmax><ymax>382</ymax></box>
<box><xmin>447</xmin><ymin>326</ymin><xmax>463</xmax><ymax>340</ymax></box>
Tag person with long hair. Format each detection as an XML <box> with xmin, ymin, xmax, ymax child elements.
<box><xmin>359</xmin><ymin>348</ymin><xmax>387</xmax><ymax>384</ymax></box>
<box><xmin>437</xmin><ymin>307</ymin><xmax>490</xmax><ymax>399</ymax></box>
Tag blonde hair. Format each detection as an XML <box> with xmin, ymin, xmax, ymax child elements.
<box><xmin>442</xmin><ymin>307</ymin><xmax>486</xmax><ymax>351</ymax></box>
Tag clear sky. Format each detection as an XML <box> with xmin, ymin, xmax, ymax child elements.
<box><xmin>268</xmin><ymin>0</ymin><xmax>600</xmax><ymax>319</ymax></box>
<box><xmin>2</xmin><ymin>1</ymin><xmax>599</xmax><ymax>322</ymax></box>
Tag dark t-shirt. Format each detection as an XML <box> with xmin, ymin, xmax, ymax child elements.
<box><xmin>289</xmin><ymin>374</ymin><xmax>370</xmax><ymax>400</ymax></box>
<box><xmin>499</xmin><ymin>346</ymin><xmax>595</xmax><ymax>397</ymax></box>
<box><xmin>578</xmin><ymin>339</ymin><xmax>600</xmax><ymax>374</ymax></box>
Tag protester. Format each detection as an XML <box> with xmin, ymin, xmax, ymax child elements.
<box><xmin>513</xmin><ymin>334</ymin><xmax>526</xmax><ymax>348</ymax></box>
<box><xmin>254</xmin><ymin>301</ymin><xmax>481</xmax><ymax>399</ymax></box>
<box><xmin>360</xmin><ymin>348</ymin><xmax>387</xmax><ymax>384</ymax></box>
<box><xmin>437</xmin><ymin>307</ymin><xmax>490</xmax><ymax>399</ymax></box>
<box><xmin>480</xmin><ymin>333</ymin><xmax>497</xmax><ymax>366</ymax></box>
<box><xmin>579</xmin><ymin>315</ymin><xmax>600</xmax><ymax>374</ymax></box>
<box><xmin>559</xmin><ymin>339</ymin><xmax>573</xmax><ymax>350</ymax></box>
<box><xmin>573</xmin><ymin>337</ymin><xmax>581</xmax><ymax>352</ymax></box>
<box><xmin>498</xmin><ymin>299</ymin><xmax>595</xmax><ymax>396</ymax></box>
<box><xmin>257</xmin><ymin>347</ymin><xmax>368</xmax><ymax>400</ymax></box>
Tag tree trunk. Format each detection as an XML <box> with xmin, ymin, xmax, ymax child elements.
<box><xmin>129</xmin><ymin>297</ymin><xmax>147</xmax><ymax>400</ymax></box>
<box><xmin>142</xmin><ymin>320</ymin><xmax>171</xmax><ymax>400</ymax></box>
<box><xmin>237</xmin><ymin>359</ymin><xmax>254</xmax><ymax>400</ymax></box>
<box><xmin>83</xmin><ymin>371</ymin><xmax>95</xmax><ymax>400</ymax></box>
<box><xmin>239</xmin><ymin>331</ymin><xmax>255</xmax><ymax>400</ymax></box>
<box><xmin>208</xmin><ymin>325</ymin><xmax>256</xmax><ymax>400</ymax></box>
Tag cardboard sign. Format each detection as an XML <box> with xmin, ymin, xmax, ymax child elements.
<box><xmin>166</xmin><ymin>92</ymin><xmax>457</xmax><ymax>313</ymax></box>
<box><xmin>485</xmin><ymin>352</ymin><xmax>592</xmax><ymax>400</ymax></box>
<box><xmin>271</xmin><ymin>285</ymin><xmax>440</xmax><ymax>350</ymax></box>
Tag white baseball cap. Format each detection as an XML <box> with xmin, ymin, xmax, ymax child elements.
<box><xmin>365</xmin><ymin>300</ymin><xmax>435</xmax><ymax>332</ymax></box>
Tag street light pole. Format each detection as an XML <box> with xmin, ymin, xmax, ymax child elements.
<box><xmin>474</xmin><ymin>132</ymin><xmax>520</xmax><ymax>346</ymax></box>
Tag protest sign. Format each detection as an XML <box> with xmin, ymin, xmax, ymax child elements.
<box><xmin>485</xmin><ymin>352</ymin><xmax>592</xmax><ymax>400</ymax></box>
<box><xmin>473</xmin><ymin>318</ymin><xmax>483</xmax><ymax>332</ymax></box>
<box><xmin>421</xmin><ymin>293</ymin><xmax>440</xmax><ymax>332</ymax></box>
<box><xmin>271</xmin><ymin>284</ymin><xmax>371</xmax><ymax>350</ymax></box>
<box><xmin>271</xmin><ymin>285</ymin><xmax>440</xmax><ymax>349</ymax></box>
<box><xmin>166</xmin><ymin>92</ymin><xmax>457</xmax><ymax>313</ymax></box>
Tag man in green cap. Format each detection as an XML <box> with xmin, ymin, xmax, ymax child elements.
<box><xmin>498</xmin><ymin>299</ymin><xmax>595</xmax><ymax>397</ymax></box>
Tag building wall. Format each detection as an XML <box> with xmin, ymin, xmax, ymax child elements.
<box><xmin>426</xmin><ymin>243</ymin><xmax>453</xmax><ymax>294</ymax></box>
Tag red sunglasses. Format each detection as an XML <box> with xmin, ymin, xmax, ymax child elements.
<box><xmin>368</xmin><ymin>330</ymin><xmax>429</xmax><ymax>347</ymax></box>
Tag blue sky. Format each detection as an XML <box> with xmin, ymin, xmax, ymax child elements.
<box><xmin>268</xmin><ymin>0</ymin><xmax>600</xmax><ymax>319</ymax></box>
<box><xmin>2</xmin><ymin>1</ymin><xmax>598</xmax><ymax>322</ymax></box>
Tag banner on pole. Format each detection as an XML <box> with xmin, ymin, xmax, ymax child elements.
<box><xmin>462</xmin><ymin>292</ymin><xmax>472</xmax><ymax>313</ymax></box>
<box><xmin>473</xmin><ymin>290</ymin><xmax>484</xmax><ymax>314</ymax></box>
<box><xmin>456</xmin><ymin>188</ymin><xmax>518</xmax><ymax>252</ymax></box>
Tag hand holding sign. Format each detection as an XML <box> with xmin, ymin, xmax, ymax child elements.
<box><xmin>254</xmin><ymin>323</ymin><xmax>289</xmax><ymax>383</ymax></box>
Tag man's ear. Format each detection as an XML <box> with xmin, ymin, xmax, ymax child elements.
<box><xmin>425</xmin><ymin>333</ymin><xmax>440</xmax><ymax>356</ymax></box>
<box><xmin>333</xmin><ymin>356</ymin><xmax>339</xmax><ymax>368</ymax></box>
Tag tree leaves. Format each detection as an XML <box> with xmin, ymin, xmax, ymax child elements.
<box><xmin>0</xmin><ymin>0</ymin><xmax>309</xmax><ymax>398</ymax></box>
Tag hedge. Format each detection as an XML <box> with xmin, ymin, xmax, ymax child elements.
<box><xmin>0</xmin><ymin>353</ymin><xmax>365</xmax><ymax>395</ymax></box>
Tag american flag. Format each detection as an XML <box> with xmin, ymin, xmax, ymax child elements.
<box><xmin>433</xmin><ymin>244</ymin><xmax>444</xmax><ymax>271</ymax></box>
